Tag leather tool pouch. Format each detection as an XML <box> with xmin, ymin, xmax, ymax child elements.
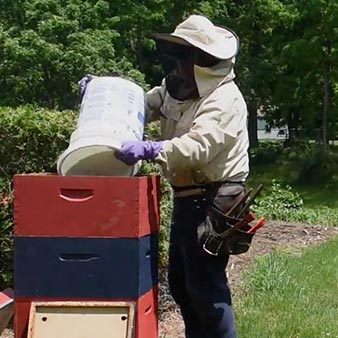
<box><xmin>205</xmin><ymin>207</ymin><xmax>255</xmax><ymax>255</ymax></box>
<box><xmin>199</xmin><ymin>183</ymin><xmax>255</xmax><ymax>256</ymax></box>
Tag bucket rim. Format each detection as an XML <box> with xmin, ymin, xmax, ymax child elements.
<box><xmin>57</xmin><ymin>142</ymin><xmax>139</xmax><ymax>177</ymax></box>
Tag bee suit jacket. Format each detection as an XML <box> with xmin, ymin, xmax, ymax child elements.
<box><xmin>145</xmin><ymin>61</ymin><xmax>249</xmax><ymax>187</ymax></box>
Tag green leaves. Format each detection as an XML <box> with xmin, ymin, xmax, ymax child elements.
<box><xmin>0</xmin><ymin>0</ymin><xmax>146</xmax><ymax>108</ymax></box>
<box><xmin>0</xmin><ymin>106</ymin><xmax>76</xmax><ymax>175</ymax></box>
<box><xmin>0</xmin><ymin>0</ymin><xmax>337</xmax><ymax>140</ymax></box>
<box><xmin>0</xmin><ymin>105</ymin><xmax>77</xmax><ymax>288</ymax></box>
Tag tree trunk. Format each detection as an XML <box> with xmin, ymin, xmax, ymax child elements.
<box><xmin>286</xmin><ymin>108</ymin><xmax>300</xmax><ymax>146</ymax></box>
<box><xmin>248</xmin><ymin>101</ymin><xmax>258</xmax><ymax>148</ymax></box>
<box><xmin>322</xmin><ymin>56</ymin><xmax>331</xmax><ymax>151</ymax></box>
<box><xmin>321</xmin><ymin>4</ymin><xmax>332</xmax><ymax>151</ymax></box>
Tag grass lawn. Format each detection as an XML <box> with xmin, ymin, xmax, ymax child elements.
<box><xmin>236</xmin><ymin>151</ymin><xmax>338</xmax><ymax>336</ymax></box>
<box><xmin>296</xmin><ymin>184</ymin><xmax>338</xmax><ymax>209</ymax></box>
<box><xmin>247</xmin><ymin>162</ymin><xmax>338</xmax><ymax>209</ymax></box>
<box><xmin>235</xmin><ymin>236</ymin><xmax>338</xmax><ymax>337</ymax></box>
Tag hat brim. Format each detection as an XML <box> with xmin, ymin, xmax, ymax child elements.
<box><xmin>153</xmin><ymin>26</ymin><xmax>239</xmax><ymax>60</ymax></box>
<box><xmin>153</xmin><ymin>34</ymin><xmax>193</xmax><ymax>47</ymax></box>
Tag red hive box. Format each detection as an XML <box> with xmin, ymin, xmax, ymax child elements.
<box><xmin>13</xmin><ymin>174</ymin><xmax>160</xmax><ymax>338</ymax></box>
<box><xmin>14</xmin><ymin>288</ymin><xmax>158</xmax><ymax>338</ymax></box>
<box><xmin>14</xmin><ymin>174</ymin><xmax>160</xmax><ymax>238</ymax></box>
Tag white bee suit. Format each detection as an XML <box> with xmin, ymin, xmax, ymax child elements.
<box><xmin>145</xmin><ymin>61</ymin><xmax>249</xmax><ymax>187</ymax></box>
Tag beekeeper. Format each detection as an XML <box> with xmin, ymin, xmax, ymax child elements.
<box><xmin>79</xmin><ymin>14</ymin><xmax>249</xmax><ymax>338</ymax></box>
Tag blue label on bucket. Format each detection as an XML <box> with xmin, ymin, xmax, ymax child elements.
<box><xmin>138</xmin><ymin>111</ymin><xmax>145</xmax><ymax>124</ymax></box>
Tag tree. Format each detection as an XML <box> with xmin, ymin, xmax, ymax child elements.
<box><xmin>269</xmin><ymin>0</ymin><xmax>338</xmax><ymax>147</ymax></box>
<box><xmin>195</xmin><ymin>0</ymin><xmax>292</xmax><ymax>147</ymax></box>
<box><xmin>183</xmin><ymin>0</ymin><xmax>298</xmax><ymax>147</ymax></box>
<box><xmin>0</xmin><ymin>0</ymin><xmax>146</xmax><ymax>108</ymax></box>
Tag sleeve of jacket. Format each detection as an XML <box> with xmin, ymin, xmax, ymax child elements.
<box><xmin>144</xmin><ymin>79</ymin><xmax>166</xmax><ymax>124</ymax></box>
<box><xmin>155</xmin><ymin>94</ymin><xmax>245</xmax><ymax>170</ymax></box>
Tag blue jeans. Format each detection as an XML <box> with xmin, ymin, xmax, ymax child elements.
<box><xmin>168</xmin><ymin>194</ymin><xmax>237</xmax><ymax>338</ymax></box>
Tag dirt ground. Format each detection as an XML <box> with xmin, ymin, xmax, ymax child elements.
<box><xmin>158</xmin><ymin>221</ymin><xmax>338</xmax><ymax>338</ymax></box>
<box><xmin>1</xmin><ymin>221</ymin><xmax>338</xmax><ymax>338</ymax></box>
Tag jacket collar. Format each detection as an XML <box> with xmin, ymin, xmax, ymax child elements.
<box><xmin>194</xmin><ymin>58</ymin><xmax>236</xmax><ymax>97</ymax></box>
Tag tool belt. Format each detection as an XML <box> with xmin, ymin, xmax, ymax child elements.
<box><xmin>174</xmin><ymin>182</ymin><xmax>264</xmax><ymax>256</ymax></box>
<box><xmin>202</xmin><ymin>206</ymin><xmax>256</xmax><ymax>256</ymax></box>
<box><xmin>172</xmin><ymin>181</ymin><xmax>246</xmax><ymax>199</ymax></box>
<box><xmin>172</xmin><ymin>182</ymin><xmax>224</xmax><ymax>198</ymax></box>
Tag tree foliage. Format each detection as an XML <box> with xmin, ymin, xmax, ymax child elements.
<box><xmin>1</xmin><ymin>0</ymin><xmax>337</xmax><ymax>144</ymax></box>
<box><xmin>0</xmin><ymin>0</ymin><xmax>147</xmax><ymax>108</ymax></box>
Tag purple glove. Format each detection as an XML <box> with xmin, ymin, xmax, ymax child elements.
<box><xmin>78</xmin><ymin>74</ymin><xmax>96</xmax><ymax>99</ymax></box>
<box><xmin>115</xmin><ymin>140</ymin><xmax>163</xmax><ymax>165</ymax></box>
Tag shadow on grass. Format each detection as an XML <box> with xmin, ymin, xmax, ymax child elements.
<box><xmin>248</xmin><ymin>162</ymin><xmax>338</xmax><ymax>209</ymax></box>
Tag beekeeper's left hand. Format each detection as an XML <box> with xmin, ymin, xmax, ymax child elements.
<box><xmin>78</xmin><ymin>74</ymin><xmax>96</xmax><ymax>99</ymax></box>
<box><xmin>115</xmin><ymin>140</ymin><xmax>163</xmax><ymax>165</ymax></box>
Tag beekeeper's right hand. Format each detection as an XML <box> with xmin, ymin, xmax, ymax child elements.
<box><xmin>115</xmin><ymin>140</ymin><xmax>163</xmax><ymax>165</ymax></box>
<box><xmin>78</xmin><ymin>74</ymin><xmax>96</xmax><ymax>99</ymax></box>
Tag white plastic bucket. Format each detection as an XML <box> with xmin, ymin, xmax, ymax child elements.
<box><xmin>57</xmin><ymin>76</ymin><xmax>145</xmax><ymax>176</ymax></box>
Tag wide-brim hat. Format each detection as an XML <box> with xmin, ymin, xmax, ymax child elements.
<box><xmin>153</xmin><ymin>15</ymin><xmax>239</xmax><ymax>60</ymax></box>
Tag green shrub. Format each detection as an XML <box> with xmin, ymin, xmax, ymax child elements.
<box><xmin>290</xmin><ymin>145</ymin><xmax>338</xmax><ymax>184</ymax></box>
<box><xmin>0</xmin><ymin>177</ymin><xmax>13</xmax><ymax>287</ymax></box>
<box><xmin>250</xmin><ymin>141</ymin><xmax>338</xmax><ymax>185</ymax></box>
<box><xmin>0</xmin><ymin>105</ymin><xmax>77</xmax><ymax>288</ymax></box>
<box><xmin>139</xmin><ymin>161</ymin><xmax>172</xmax><ymax>272</ymax></box>
<box><xmin>298</xmin><ymin>149</ymin><xmax>338</xmax><ymax>184</ymax></box>
<box><xmin>252</xmin><ymin>180</ymin><xmax>338</xmax><ymax>225</ymax></box>
<box><xmin>249</xmin><ymin>141</ymin><xmax>284</xmax><ymax>165</ymax></box>
<box><xmin>142</xmin><ymin>120</ymin><xmax>173</xmax><ymax>271</ymax></box>
<box><xmin>253</xmin><ymin>180</ymin><xmax>304</xmax><ymax>219</ymax></box>
<box><xmin>0</xmin><ymin>105</ymin><xmax>171</xmax><ymax>288</ymax></box>
<box><xmin>0</xmin><ymin>105</ymin><xmax>77</xmax><ymax>176</ymax></box>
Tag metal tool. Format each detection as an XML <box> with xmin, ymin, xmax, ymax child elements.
<box><xmin>236</xmin><ymin>184</ymin><xmax>263</xmax><ymax>218</ymax></box>
<box><xmin>202</xmin><ymin>211</ymin><xmax>255</xmax><ymax>256</ymax></box>
<box><xmin>225</xmin><ymin>188</ymin><xmax>253</xmax><ymax>217</ymax></box>
<box><xmin>221</xmin><ymin>211</ymin><xmax>255</xmax><ymax>237</ymax></box>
